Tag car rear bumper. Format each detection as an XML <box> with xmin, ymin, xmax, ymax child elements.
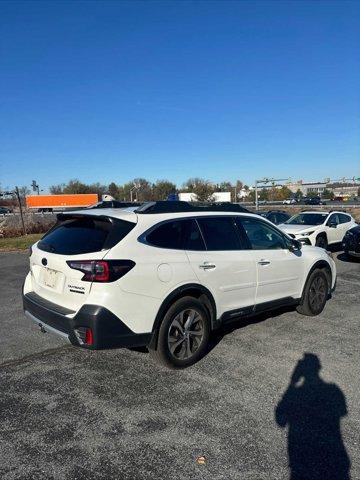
<box><xmin>23</xmin><ymin>291</ymin><xmax>152</xmax><ymax>349</ymax></box>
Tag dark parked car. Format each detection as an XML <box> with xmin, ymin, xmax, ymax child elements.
<box><xmin>304</xmin><ymin>196</ymin><xmax>326</xmax><ymax>206</ymax></box>
<box><xmin>0</xmin><ymin>206</ymin><xmax>12</xmax><ymax>214</ymax></box>
<box><xmin>259</xmin><ymin>210</ymin><xmax>291</xmax><ymax>225</ymax></box>
<box><xmin>343</xmin><ymin>225</ymin><xmax>360</xmax><ymax>259</ymax></box>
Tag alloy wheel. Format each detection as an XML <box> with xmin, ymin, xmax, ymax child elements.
<box><xmin>167</xmin><ymin>309</ymin><xmax>205</xmax><ymax>360</ymax></box>
<box><xmin>309</xmin><ymin>276</ymin><xmax>327</xmax><ymax>312</ymax></box>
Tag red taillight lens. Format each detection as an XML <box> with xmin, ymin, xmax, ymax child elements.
<box><xmin>92</xmin><ymin>261</ymin><xmax>110</xmax><ymax>282</ymax></box>
<box><xmin>67</xmin><ymin>260</ymin><xmax>135</xmax><ymax>282</ymax></box>
<box><xmin>85</xmin><ymin>328</ymin><xmax>94</xmax><ymax>345</ymax></box>
<box><xmin>74</xmin><ymin>327</ymin><xmax>94</xmax><ymax>346</ymax></box>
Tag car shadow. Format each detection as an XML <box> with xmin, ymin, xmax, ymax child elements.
<box><xmin>337</xmin><ymin>253</ymin><xmax>360</xmax><ymax>264</ymax></box>
<box><xmin>327</xmin><ymin>242</ymin><xmax>344</xmax><ymax>254</ymax></box>
<box><xmin>207</xmin><ymin>305</ymin><xmax>296</xmax><ymax>355</ymax></box>
<box><xmin>275</xmin><ymin>353</ymin><xmax>351</xmax><ymax>480</ymax></box>
<box><xmin>129</xmin><ymin>305</ymin><xmax>297</xmax><ymax>358</ymax></box>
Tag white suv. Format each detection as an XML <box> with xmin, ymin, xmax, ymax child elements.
<box><xmin>23</xmin><ymin>202</ymin><xmax>336</xmax><ymax>368</ymax></box>
<box><xmin>278</xmin><ymin>210</ymin><xmax>356</xmax><ymax>249</ymax></box>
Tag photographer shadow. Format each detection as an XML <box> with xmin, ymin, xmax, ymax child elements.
<box><xmin>275</xmin><ymin>354</ymin><xmax>350</xmax><ymax>480</ymax></box>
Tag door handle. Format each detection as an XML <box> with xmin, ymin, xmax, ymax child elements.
<box><xmin>258</xmin><ymin>260</ymin><xmax>270</xmax><ymax>266</ymax></box>
<box><xmin>199</xmin><ymin>262</ymin><xmax>216</xmax><ymax>270</ymax></box>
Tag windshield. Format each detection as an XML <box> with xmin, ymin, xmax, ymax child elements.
<box><xmin>285</xmin><ymin>213</ymin><xmax>328</xmax><ymax>226</ymax></box>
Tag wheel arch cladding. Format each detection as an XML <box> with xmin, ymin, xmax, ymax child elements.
<box><xmin>148</xmin><ymin>284</ymin><xmax>217</xmax><ymax>350</ymax></box>
<box><xmin>304</xmin><ymin>260</ymin><xmax>332</xmax><ymax>297</ymax></box>
<box><xmin>316</xmin><ymin>231</ymin><xmax>328</xmax><ymax>242</ymax></box>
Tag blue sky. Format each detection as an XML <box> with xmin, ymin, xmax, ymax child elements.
<box><xmin>0</xmin><ymin>0</ymin><xmax>359</xmax><ymax>191</ymax></box>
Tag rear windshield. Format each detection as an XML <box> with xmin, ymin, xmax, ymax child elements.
<box><xmin>38</xmin><ymin>216</ymin><xmax>135</xmax><ymax>255</ymax></box>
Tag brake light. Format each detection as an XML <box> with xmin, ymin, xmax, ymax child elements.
<box><xmin>67</xmin><ymin>260</ymin><xmax>135</xmax><ymax>282</ymax></box>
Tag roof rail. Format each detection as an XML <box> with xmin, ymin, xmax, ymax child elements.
<box><xmin>135</xmin><ymin>201</ymin><xmax>251</xmax><ymax>214</ymax></box>
<box><xmin>300</xmin><ymin>209</ymin><xmax>329</xmax><ymax>213</ymax></box>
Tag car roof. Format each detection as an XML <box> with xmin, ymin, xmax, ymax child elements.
<box><xmin>300</xmin><ymin>210</ymin><xmax>350</xmax><ymax>215</ymax></box>
<box><xmin>64</xmin><ymin>207</ymin><xmax>284</xmax><ymax>227</ymax></box>
<box><xmin>299</xmin><ymin>211</ymin><xmax>330</xmax><ymax>214</ymax></box>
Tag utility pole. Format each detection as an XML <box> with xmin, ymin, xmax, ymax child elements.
<box><xmin>254</xmin><ymin>177</ymin><xmax>290</xmax><ymax>210</ymax></box>
<box><xmin>15</xmin><ymin>186</ymin><xmax>26</xmax><ymax>235</ymax></box>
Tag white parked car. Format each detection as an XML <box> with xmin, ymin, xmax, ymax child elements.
<box><xmin>282</xmin><ymin>198</ymin><xmax>296</xmax><ymax>205</ymax></box>
<box><xmin>23</xmin><ymin>202</ymin><xmax>336</xmax><ymax>368</ymax></box>
<box><xmin>278</xmin><ymin>211</ymin><xmax>356</xmax><ymax>249</ymax></box>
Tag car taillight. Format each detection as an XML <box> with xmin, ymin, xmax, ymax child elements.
<box><xmin>66</xmin><ymin>260</ymin><xmax>135</xmax><ymax>282</ymax></box>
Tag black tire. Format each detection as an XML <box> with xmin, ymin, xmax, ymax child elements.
<box><xmin>296</xmin><ymin>269</ymin><xmax>329</xmax><ymax>316</ymax></box>
<box><xmin>315</xmin><ymin>234</ymin><xmax>328</xmax><ymax>250</ymax></box>
<box><xmin>149</xmin><ymin>296</ymin><xmax>211</xmax><ymax>369</ymax></box>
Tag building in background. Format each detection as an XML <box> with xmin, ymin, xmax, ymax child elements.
<box><xmin>332</xmin><ymin>185</ymin><xmax>359</xmax><ymax>199</ymax></box>
<box><xmin>286</xmin><ymin>180</ymin><xmax>329</xmax><ymax>196</ymax></box>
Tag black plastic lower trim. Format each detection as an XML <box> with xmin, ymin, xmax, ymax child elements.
<box><xmin>220</xmin><ymin>296</ymin><xmax>299</xmax><ymax>324</ymax></box>
<box><xmin>23</xmin><ymin>293</ymin><xmax>151</xmax><ymax>349</ymax></box>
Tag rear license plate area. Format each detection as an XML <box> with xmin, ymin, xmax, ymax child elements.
<box><xmin>43</xmin><ymin>267</ymin><xmax>57</xmax><ymax>288</ymax></box>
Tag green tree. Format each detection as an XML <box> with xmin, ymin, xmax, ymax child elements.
<box><xmin>259</xmin><ymin>188</ymin><xmax>269</xmax><ymax>200</ymax></box>
<box><xmin>248</xmin><ymin>190</ymin><xmax>255</xmax><ymax>202</ymax></box>
<box><xmin>217</xmin><ymin>181</ymin><xmax>232</xmax><ymax>192</ymax></box>
<box><xmin>306</xmin><ymin>191</ymin><xmax>319</xmax><ymax>198</ymax></box>
<box><xmin>108</xmin><ymin>182</ymin><xmax>120</xmax><ymax>199</ymax></box>
<box><xmin>152</xmin><ymin>180</ymin><xmax>177</xmax><ymax>200</ymax></box>
<box><xmin>89</xmin><ymin>182</ymin><xmax>107</xmax><ymax>197</ymax></box>
<box><xmin>183</xmin><ymin>178</ymin><xmax>215</xmax><ymax>202</ymax></box>
<box><xmin>49</xmin><ymin>179</ymin><xmax>106</xmax><ymax>198</ymax></box>
<box><xmin>276</xmin><ymin>186</ymin><xmax>293</xmax><ymax>201</ymax></box>
<box><xmin>132</xmin><ymin>178</ymin><xmax>153</xmax><ymax>202</ymax></box>
<box><xmin>295</xmin><ymin>189</ymin><xmax>303</xmax><ymax>200</ymax></box>
<box><xmin>235</xmin><ymin>179</ymin><xmax>243</xmax><ymax>191</ymax></box>
<box><xmin>18</xmin><ymin>186</ymin><xmax>31</xmax><ymax>205</ymax></box>
<box><xmin>322</xmin><ymin>189</ymin><xmax>334</xmax><ymax>200</ymax></box>
<box><xmin>49</xmin><ymin>184</ymin><xmax>65</xmax><ymax>194</ymax></box>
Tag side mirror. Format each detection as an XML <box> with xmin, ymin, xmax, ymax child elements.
<box><xmin>329</xmin><ymin>222</ymin><xmax>337</xmax><ymax>228</ymax></box>
<box><xmin>289</xmin><ymin>239</ymin><xmax>302</xmax><ymax>252</ymax></box>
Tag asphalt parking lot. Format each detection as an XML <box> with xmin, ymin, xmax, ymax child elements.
<box><xmin>0</xmin><ymin>252</ymin><xmax>359</xmax><ymax>480</ymax></box>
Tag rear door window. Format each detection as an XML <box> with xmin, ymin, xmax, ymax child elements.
<box><xmin>197</xmin><ymin>217</ymin><xmax>242</xmax><ymax>250</ymax></box>
<box><xmin>339</xmin><ymin>213</ymin><xmax>351</xmax><ymax>224</ymax></box>
<box><xmin>38</xmin><ymin>216</ymin><xmax>134</xmax><ymax>255</ymax></box>
<box><xmin>146</xmin><ymin>220</ymin><xmax>186</xmax><ymax>249</ymax></box>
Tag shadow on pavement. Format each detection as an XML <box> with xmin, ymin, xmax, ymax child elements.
<box><xmin>275</xmin><ymin>353</ymin><xmax>351</xmax><ymax>480</ymax></box>
<box><xmin>208</xmin><ymin>305</ymin><xmax>296</xmax><ymax>354</ymax></box>
<box><xmin>337</xmin><ymin>253</ymin><xmax>360</xmax><ymax>264</ymax></box>
<box><xmin>327</xmin><ymin>243</ymin><xmax>344</xmax><ymax>254</ymax></box>
<box><xmin>132</xmin><ymin>306</ymin><xmax>298</xmax><ymax>358</ymax></box>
